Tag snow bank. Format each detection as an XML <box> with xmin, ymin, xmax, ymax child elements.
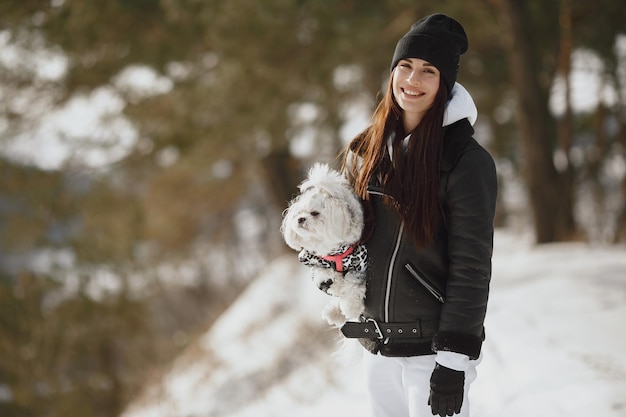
<box><xmin>123</xmin><ymin>230</ymin><xmax>626</xmax><ymax>417</ymax></box>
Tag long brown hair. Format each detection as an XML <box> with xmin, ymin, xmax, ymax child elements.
<box><xmin>342</xmin><ymin>74</ymin><xmax>448</xmax><ymax>247</ymax></box>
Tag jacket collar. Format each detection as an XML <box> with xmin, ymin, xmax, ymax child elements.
<box><xmin>440</xmin><ymin>119</ymin><xmax>474</xmax><ymax>172</ymax></box>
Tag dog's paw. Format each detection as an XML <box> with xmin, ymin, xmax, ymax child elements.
<box><xmin>340</xmin><ymin>299</ymin><xmax>365</xmax><ymax>322</ymax></box>
<box><xmin>334</xmin><ymin>281</ymin><xmax>366</xmax><ymax>321</ymax></box>
<box><xmin>321</xmin><ymin>302</ymin><xmax>347</xmax><ymax>327</ymax></box>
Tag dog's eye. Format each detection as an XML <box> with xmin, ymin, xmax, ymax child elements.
<box><xmin>310</xmin><ymin>211</ymin><xmax>320</xmax><ymax>217</ymax></box>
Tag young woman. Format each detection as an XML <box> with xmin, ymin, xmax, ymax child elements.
<box><xmin>340</xmin><ymin>14</ymin><xmax>497</xmax><ymax>417</ymax></box>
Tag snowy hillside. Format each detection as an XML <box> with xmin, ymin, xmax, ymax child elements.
<box><xmin>122</xmin><ymin>229</ymin><xmax>626</xmax><ymax>417</ymax></box>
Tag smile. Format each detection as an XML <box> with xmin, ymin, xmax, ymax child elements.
<box><xmin>402</xmin><ymin>88</ymin><xmax>424</xmax><ymax>97</ymax></box>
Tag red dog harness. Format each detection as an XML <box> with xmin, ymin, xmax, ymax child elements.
<box><xmin>299</xmin><ymin>243</ymin><xmax>366</xmax><ymax>274</ymax></box>
<box><xmin>321</xmin><ymin>244</ymin><xmax>356</xmax><ymax>272</ymax></box>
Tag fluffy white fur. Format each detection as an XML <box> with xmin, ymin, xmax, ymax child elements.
<box><xmin>281</xmin><ymin>163</ymin><xmax>366</xmax><ymax>327</ymax></box>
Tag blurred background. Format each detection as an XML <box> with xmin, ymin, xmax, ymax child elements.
<box><xmin>0</xmin><ymin>1</ymin><xmax>625</xmax><ymax>416</ymax></box>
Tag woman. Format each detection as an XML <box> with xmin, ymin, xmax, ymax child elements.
<box><xmin>340</xmin><ymin>14</ymin><xmax>497</xmax><ymax>417</ymax></box>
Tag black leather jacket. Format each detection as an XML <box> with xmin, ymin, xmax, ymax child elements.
<box><xmin>355</xmin><ymin>119</ymin><xmax>497</xmax><ymax>359</ymax></box>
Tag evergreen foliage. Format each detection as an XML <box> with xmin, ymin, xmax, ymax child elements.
<box><xmin>0</xmin><ymin>1</ymin><xmax>625</xmax><ymax>415</ymax></box>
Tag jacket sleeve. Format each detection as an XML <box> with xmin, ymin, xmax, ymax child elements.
<box><xmin>432</xmin><ymin>145</ymin><xmax>497</xmax><ymax>359</ymax></box>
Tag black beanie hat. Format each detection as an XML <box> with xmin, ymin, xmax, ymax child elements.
<box><xmin>390</xmin><ymin>14</ymin><xmax>468</xmax><ymax>96</ymax></box>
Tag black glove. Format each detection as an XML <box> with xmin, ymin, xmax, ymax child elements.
<box><xmin>428</xmin><ymin>363</ymin><xmax>465</xmax><ymax>417</ymax></box>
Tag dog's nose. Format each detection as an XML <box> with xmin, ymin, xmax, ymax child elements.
<box><xmin>297</xmin><ymin>217</ymin><xmax>306</xmax><ymax>225</ymax></box>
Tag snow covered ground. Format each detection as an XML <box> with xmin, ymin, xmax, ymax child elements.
<box><xmin>122</xmin><ymin>229</ymin><xmax>626</xmax><ymax>417</ymax></box>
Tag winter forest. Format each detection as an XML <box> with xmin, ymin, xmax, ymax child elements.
<box><xmin>0</xmin><ymin>1</ymin><xmax>625</xmax><ymax>416</ymax></box>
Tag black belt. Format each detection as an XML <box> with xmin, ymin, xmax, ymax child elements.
<box><xmin>341</xmin><ymin>318</ymin><xmax>436</xmax><ymax>340</ymax></box>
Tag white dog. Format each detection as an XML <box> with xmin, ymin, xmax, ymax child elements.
<box><xmin>281</xmin><ymin>163</ymin><xmax>367</xmax><ymax>327</ymax></box>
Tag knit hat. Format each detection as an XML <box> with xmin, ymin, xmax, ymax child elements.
<box><xmin>390</xmin><ymin>14</ymin><xmax>468</xmax><ymax>96</ymax></box>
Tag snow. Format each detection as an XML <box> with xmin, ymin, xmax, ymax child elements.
<box><xmin>122</xmin><ymin>229</ymin><xmax>626</xmax><ymax>417</ymax></box>
<box><xmin>2</xmin><ymin>87</ymin><xmax>138</xmax><ymax>170</ymax></box>
<box><xmin>472</xmin><ymin>232</ymin><xmax>626</xmax><ymax>416</ymax></box>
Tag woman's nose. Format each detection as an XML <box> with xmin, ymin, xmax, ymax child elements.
<box><xmin>407</xmin><ymin>70</ymin><xmax>421</xmax><ymax>85</ymax></box>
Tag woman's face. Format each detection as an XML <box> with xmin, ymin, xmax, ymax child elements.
<box><xmin>392</xmin><ymin>58</ymin><xmax>440</xmax><ymax>132</ymax></box>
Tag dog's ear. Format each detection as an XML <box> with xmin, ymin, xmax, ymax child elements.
<box><xmin>345</xmin><ymin>197</ymin><xmax>364</xmax><ymax>231</ymax></box>
<box><xmin>324</xmin><ymin>197</ymin><xmax>349</xmax><ymax>242</ymax></box>
<box><xmin>325</xmin><ymin>197</ymin><xmax>362</xmax><ymax>245</ymax></box>
<box><xmin>280</xmin><ymin>198</ymin><xmax>303</xmax><ymax>251</ymax></box>
<box><xmin>281</xmin><ymin>220</ymin><xmax>302</xmax><ymax>250</ymax></box>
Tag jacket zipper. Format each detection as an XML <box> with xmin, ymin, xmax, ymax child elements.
<box><xmin>404</xmin><ymin>262</ymin><xmax>445</xmax><ymax>303</ymax></box>
<box><xmin>385</xmin><ymin>222</ymin><xmax>404</xmax><ymax>323</ymax></box>
<box><xmin>368</xmin><ymin>187</ymin><xmax>402</xmax><ymax>344</ymax></box>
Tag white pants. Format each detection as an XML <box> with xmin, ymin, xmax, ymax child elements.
<box><xmin>364</xmin><ymin>353</ymin><xmax>480</xmax><ymax>417</ymax></box>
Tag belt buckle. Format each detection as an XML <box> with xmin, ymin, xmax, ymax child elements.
<box><xmin>366</xmin><ymin>318</ymin><xmax>384</xmax><ymax>340</ymax></box>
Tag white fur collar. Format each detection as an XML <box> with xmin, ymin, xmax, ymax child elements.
<box><xmin>443</xmin><ymin>82</ymin><xmax>477</xmax><ymax>127</ymax></box>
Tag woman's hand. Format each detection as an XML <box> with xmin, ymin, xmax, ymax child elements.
<box><xmin>428</xmin><ymin>363</ymin><xmax>465</xmax><ymax>416</ymax></box>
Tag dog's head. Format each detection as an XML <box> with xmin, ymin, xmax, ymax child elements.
<box><xmin>281</xmin><ymin>163</ymin><xmax>364</xmax><ymax>255</ymax></box>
